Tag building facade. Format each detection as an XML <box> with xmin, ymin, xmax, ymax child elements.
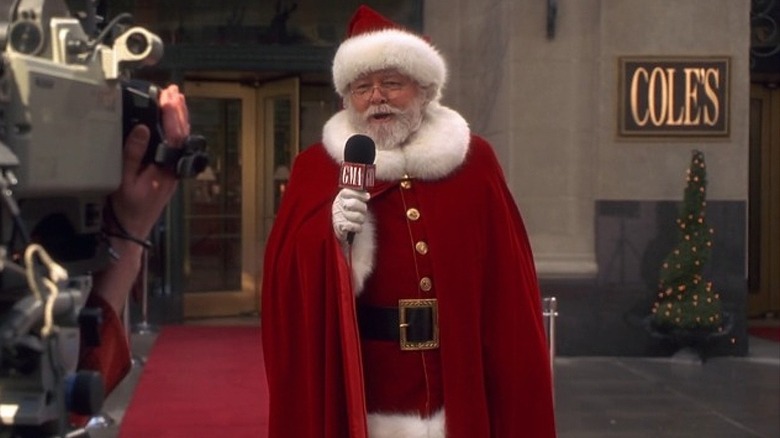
<box><xmin>426</xmin><ymin>0</ymin><xmax>768</xmax><ymax>357</ymax></box>
<box><xmin>110</xmin><ymin>0</ymin><xmax>775</xmax><ymax>356</ymax></box>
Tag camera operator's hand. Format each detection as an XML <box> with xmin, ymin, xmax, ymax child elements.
<box><xmin>112</xmin><ymin>85</ymin><xmax>189</xmax><ymax>236</ymax></box>
<box><xmin>94</xmin><ymin>84</ymin><xmax>190</xmax><ymax>315</ymax></box>
<box><xmin>76</xmin><ymin>85</ymin><xmax>191</xmax><ymax>407</ymax></box>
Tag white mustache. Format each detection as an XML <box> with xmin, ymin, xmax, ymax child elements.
<box><xmin>364</xmin><ymin>104</ymin><xmax>402</xmax><ymax>118</ymax></box>
<box><xmin>346</xmin><ymin>97</ymin><xmax>426</xmax><ymax>150</ymax></box>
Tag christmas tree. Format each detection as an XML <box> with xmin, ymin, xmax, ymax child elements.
<box><xmin>651</xmin><ymin>150</ymin><xmax>724</xmax><ymax>333</ymax></box>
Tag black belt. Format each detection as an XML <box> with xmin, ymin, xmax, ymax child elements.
<box><xmin>357</xmin><ymin>298</ymin><xmax>439</xmax><ymax>351</ymax></box>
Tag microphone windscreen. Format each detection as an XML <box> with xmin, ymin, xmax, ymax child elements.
<box><xmin>344</xmin><ymin>134</ymin><xmax>376</xmax><ymax>165</ymax></box>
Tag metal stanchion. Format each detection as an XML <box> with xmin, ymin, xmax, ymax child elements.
<box><xmin>542</xmin><ymin>296</ymin><xmax>559</xmax><ymax>406</ymax></box>
<box><xmin>124</xmin><ymin>293</ymin><xmax>145</xmax><ymax>368</ymax></box>
<box><xmin>128</xmin><ymin>248</ymin><xmax>156</xmax><ymax>369</ymax></box>
<box><xmin>542</xmin><ymin>296</ymin><xmax>558</xmax><ymax>372</ymax></box>
<box><xmin>132</xmin><ymin>248</ymin><xmax>157</xmax><ymax>335</ymax></box>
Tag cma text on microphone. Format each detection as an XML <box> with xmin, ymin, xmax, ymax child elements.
<box><xmin>339</xmin><ymin>162</ymin><xmax>376</xmax><ymax>190</ymax></box>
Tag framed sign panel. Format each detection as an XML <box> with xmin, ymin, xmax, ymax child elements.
<box><xmin>618</xmin><ymin>57</ymin><xmax>730</xmax><ymax>137</ymax></box>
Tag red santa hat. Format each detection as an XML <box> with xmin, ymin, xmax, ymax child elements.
<box><xmin>332</xmin><ymin>5</ymin><xmax>447</xmax><ymax>101</ymax></box>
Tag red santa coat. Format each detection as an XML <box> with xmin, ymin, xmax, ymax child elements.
<box><xmin>261</xmin><ymin>102</ymin><xmax>556</xmax><ymax>437</ymax></box>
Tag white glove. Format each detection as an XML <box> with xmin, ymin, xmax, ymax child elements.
<box><xmin>332</xmin><ymin>188</ymin><xmax>370</xmax><ymax>243</ymax></box>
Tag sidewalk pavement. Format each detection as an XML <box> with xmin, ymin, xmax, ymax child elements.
<box><xmin>88</xmin><ymin>329</ymin><xmax>779</xmax><ymax>437</ymax></box>
<box><xmin>554</xmin><ymin>337</ymin><xmax>780</xmax><ymax>438</ymax></box>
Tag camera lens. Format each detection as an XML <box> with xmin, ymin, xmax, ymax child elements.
<box><xmin>9</xmin><ymin>21</ymin><xmax>43</xmax><ymax>55</ymax></box>
<box><xmin>125</xmin><ymin>31</ymin><xmax>149</xmax><ymax>55</ymax></box>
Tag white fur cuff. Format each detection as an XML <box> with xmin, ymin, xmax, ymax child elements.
<box><xmin>367</xmin><ymin>409</ymin><xmax>446</xmax><ymax>438</ymax></box>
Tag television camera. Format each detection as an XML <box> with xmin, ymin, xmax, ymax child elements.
<box><xmin>0</xmin><ymin>0</ymin><xmax>208</xmax><ymax>436</ymax></box>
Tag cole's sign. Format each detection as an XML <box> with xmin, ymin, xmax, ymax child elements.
<box><xmin>618</xmin><ymin>57</ymin><xmax>729</xmax><ymax>137</ymax></box>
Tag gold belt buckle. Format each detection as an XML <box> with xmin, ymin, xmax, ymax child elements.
<box><xmin>398</xmin><ymin>298</ymin><xmax>439</xmax><ymax>351</ymax></box>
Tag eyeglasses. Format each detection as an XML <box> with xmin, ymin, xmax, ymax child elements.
<box><xmin>349</xmin><ymin>78</ymin><xmax>409</xmax><ymax>100</ymax></box>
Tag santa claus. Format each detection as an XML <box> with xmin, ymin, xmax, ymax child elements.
<box><xmin>261</xmin><ymin>5</ymin><xmax>556</xmax><ymax>437</ymax></box>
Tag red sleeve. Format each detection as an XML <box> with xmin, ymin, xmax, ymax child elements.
<box><xmin>70</xmin><ymin>293</ymin><xmax>131</xmax><ymax>427</ymax></box>
<box><xmin>78</xmin><ymin>292</ymin><xmax>132</xmax><ymax>394</ymax></box>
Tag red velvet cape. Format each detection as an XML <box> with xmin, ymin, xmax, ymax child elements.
<box><xmin>261</xmin><ymin>137</ymin><xmax>556</xmax><ymax>437</ymax></box>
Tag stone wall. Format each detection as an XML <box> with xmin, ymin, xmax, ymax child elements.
<box><xmin>425</xmin><ymin>0</ymin><xmax>750</xmax><ymax>356</ymax></box>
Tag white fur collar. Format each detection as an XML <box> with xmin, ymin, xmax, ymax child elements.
<box><xmin>322</xmin><ymin>102</ymin><xmax>470</xmax><ymax>181</ymax></box>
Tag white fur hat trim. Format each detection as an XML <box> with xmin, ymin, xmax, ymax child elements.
<box><xmin>332</xmin><ymin>28</ymin><xmax>447</xmax><ymax>101</ymax></box>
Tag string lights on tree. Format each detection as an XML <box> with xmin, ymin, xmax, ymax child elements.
<box><xmin>651</xmin><ymin>150</ymin><xmax>724</xmax><ymax>333</ymax></box>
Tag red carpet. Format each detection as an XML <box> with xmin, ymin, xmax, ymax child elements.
<box><xmin>119</xmin><ymin>325</ymin><xmax>268</xmax><ymax>437</ymax></box>
<box><xmin>748</xmin><ymin>326</ymin><xmax>780</xmax><ymax>342</ymax></box>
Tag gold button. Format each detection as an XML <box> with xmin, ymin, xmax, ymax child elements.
<box><xmin>406</xmin><ymin>208</ymin><xmax>420</xmax><ymax>221</ymax></box>
<box><xmin>419</xmin><ymin>277</ymin><xmax>432</xmax><ymax>291</ymax></box>
<box><xmin>415</xmin><ymin>241</ymin><xmax>429</xmax><ymax>255</ymax></box>
<box><xmin>400</xmin><ymin>180</ymin><xmax>412</xmax><ymax>189</ymax></box>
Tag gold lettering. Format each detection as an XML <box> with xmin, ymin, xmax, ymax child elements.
<box><xmin>648</xmin><ymin>67</ymin><xmax>668</xmax><ymax>126</ymax></box>
<box><xmin>683</xmin><ymin>68</ymin><xmax>702</xmax><ymax>125</ymax></box>
<box><xmin>630</xmin><ymin>68</ymin><xmax>649</xmax><ymax>126</ymax></box>
<box><xmin>665</xmin><ymin>68</ymin><xmax>684</xmax><ymax>126</ymax></box>
<box><xmin>623</xmin><ymin>60</ymin><xmax>726</xmax><ymax>133</ymax></box>
<box><xmin>703</xmin><ymin>68</ymin><xmax>720</xmax><ymax>126</ymax></box>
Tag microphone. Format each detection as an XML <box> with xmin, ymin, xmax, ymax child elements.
<box><xmin>339</xmin><ymin>134</ymin><xmax>376</xmax><ymax>245</ymax></box>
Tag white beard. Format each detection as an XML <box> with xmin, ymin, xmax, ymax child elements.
<box><xmin>347</xmin><ymin>97</ymin><xmax>425</xmax><ymax>151</ymax></box>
